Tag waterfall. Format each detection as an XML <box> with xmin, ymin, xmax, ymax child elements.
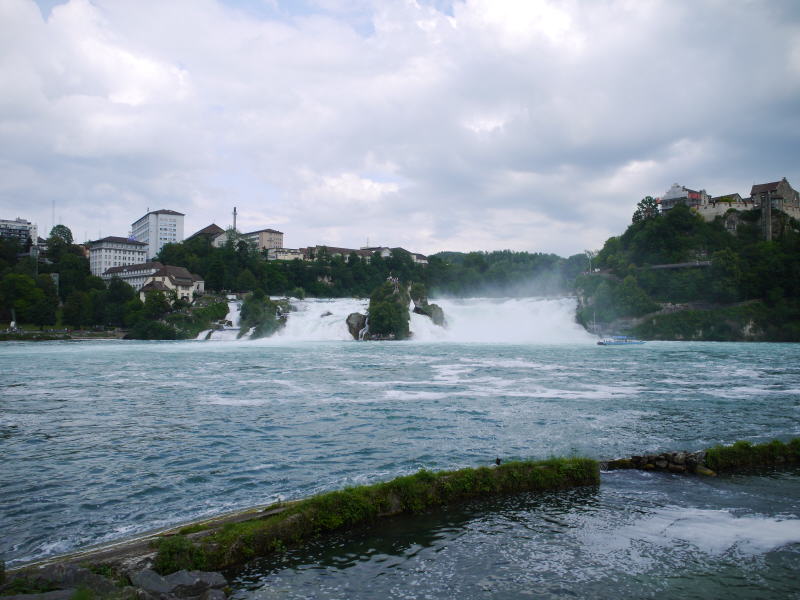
<box><xmin>249</xmin><ymin>296</ymin><xmax>592</xmax><ymax>344</ymax></box>
<box><xmin>205</xmin><ymin>301</ymin><xmax>245</xmax><ymax>341</ymax></box>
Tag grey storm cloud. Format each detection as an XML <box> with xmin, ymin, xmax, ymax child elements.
<box><xmin>1</xmin><ymin>0</ymin><xmax>798</xmax><ymax>255</ymax></box>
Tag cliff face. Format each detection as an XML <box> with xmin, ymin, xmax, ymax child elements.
<box><xmin>581</xmin><ymin>300</ymin><xmax>770</xmax><ymax>342</ymax></box>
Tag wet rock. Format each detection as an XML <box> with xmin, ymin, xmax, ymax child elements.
<box><xmin>200</xmin><ymin>590</ymin><xmax>227</xmax><ymax>600</ymax></box>
<box><xmin>131</xmin><ymin>569</ymin><xmax>172</xmax><ymax>596</ymax></box>
<box><xmin>164</xmin><ymin>570</ymin><xmax>227</xmax><ymax>598</ymax></box>
<box><xmin>346</xmin><ymin>312</ymin><xmax>367</xmax><ymax>340</ymax></box>
<box><xmin>667</xmin><ymin>464</ymin><xmax>687</xmax><ymax>474</ymax></box>
<box><xmin>320</xmin><ymin>311</ymin><xmax>332</xmax><ymax>318</ymax></box>
<box><xmin>3</xmin><ymin>591</ymin><xmax>76</xmax><ymax>600</ymax></box>
<box><xmin>131</xmin><ymin>569</ymin><xmax>227</xmax><ymax>599</ymax></box>
<box><xmin>26</xmin><ymin>564</ymin><xmax>117</xmax><ymax>597</ymax></box>
<box><xmin>606</xmin><ymin>458</ymin><xmax>634</xmax><ymax>470</ymax></box>
<box><xmin>672</xmin><ymin>452</ymin><xmax>686</xmax><ymax>465</ymax></box>
<box><xmin>412</xmin><ymin>301</ymin><xmax>446</xmax><ymax>326</ymax></box>
<box><xmin>654</xmin><ymin>459</ymin><xmax>668</xmax><ymax>469</ymax></box>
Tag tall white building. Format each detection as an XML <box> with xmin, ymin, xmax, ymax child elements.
<box><xmin>0</xmin><ymin>217</ymin><xmax>37</xmax><ymax>247</ymax></box>
<box><xmin>131</xmin><ymin>209</ymin><xmax>184</xmax><ymax>259</ymax></box>
<box><xmin>88</xmin><ymin>236</ymin><xmax>147</xmax><ymax>276</ymax></box>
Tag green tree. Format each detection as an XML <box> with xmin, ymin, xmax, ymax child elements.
<box><xmin>632</xmin><ymin>196</ymin><xmax>659</xmax><ymax>224</ymax></box>
<box><xmin>62</xmin><ymin>291</ymin><xmax>90</xmax><ymax>328</ymax></box>
<box><xmin>142</xmin><ymin>291</ymin><xmax>172</xmax><ymax>319</ymax></box>
<box><xmin>49</xmin><ymin>224</ymin><xmax>74</xmax><ymax>245</ymax></box>
<box><xmin>0</xmin><ymin>273</ymin><xmax>42</xmax><ymax>324</ymax></box>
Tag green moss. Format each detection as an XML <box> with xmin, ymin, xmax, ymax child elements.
<box><xmin>178</xmin><ymin>523</ymin><xmax>209</xmax><ymax>535</ymax></box>
<box><xmin>151</xmin><ymin>535</ymin><xmax>208</xmax><ymax>574</ymax></box>
<box><xmin>704</xmin><ymin>438</ymin><xmax>800</xmax><ymax>471</ymax></box>
<box><xmin>0</xmin><ymin>576</ymin><xmax>59</xmax><ymax>596</ymax></box>
<box><xmin>150</xmin><ymin>458</ymin><xmax>598</xmax><ymax>573</ymax></box>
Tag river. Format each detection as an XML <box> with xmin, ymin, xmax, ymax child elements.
<box><xmin>2</xmin><ymin>297</ymin><xmax>799</xmax><ymax>598</ymax></box>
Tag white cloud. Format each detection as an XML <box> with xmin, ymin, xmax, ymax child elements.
<box><xmin>0</xmin><ymin>0</ymin><xmax>798</xmax><ymax>255</ymax></box>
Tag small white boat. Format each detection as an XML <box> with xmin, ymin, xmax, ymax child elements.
<box><xmin>597</xmin><ymin>335</ymin><xmax>645</xmax><ymax>346</ymax></box>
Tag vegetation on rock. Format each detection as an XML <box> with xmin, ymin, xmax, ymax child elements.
<box><xmin>152</xmin><ymin>458</ymin><xmax>599</xmax><ymax>572</ymax></box>
<box><xmin>367</xmin><ymin>280</ymin><xmax>410</xmax><ymax>339</ymax></box>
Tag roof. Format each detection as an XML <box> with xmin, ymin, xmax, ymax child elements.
<box><xmin>89</xmin><ymin>236</ymin><xmax>147</xmax><ymax>246</ymax></box>
<box><xmin>133</xmin><ymin>209</ymin><xmax>184</xmax><ymax>223</ymax></box>
<box><xmin>140</xmin><ymin>281</ymin><xmax>171</xmax><ymax>293</ymax></box>
<box><xmin>244</xmin><ymin>228</ymin><xmax>283</xmax><ymax>235</ymax></box>
<box><xmin>751</xmin><ymin>180</ymin><xmax>785</xmax><ymax>196</ymax></box>
<box><xmin>187</xmin><ymin>224</ymin><xmax>224</xmax><ymax>240</ymax></box>
<box><xmin>104</xmin><ymin>261</ymin><xmax>163</xmax><ymax>275</ymax></box>
<box><xmin>149</xmin><ymin>209</ymin><xmax>184</xmax><ymax>216</ymax></box>
<box><xmin>154</xmin><ymin>265</ymin><xmax>202</xmax><ymax>286</ymax></box>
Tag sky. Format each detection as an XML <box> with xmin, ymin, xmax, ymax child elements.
<box><xmin>1</xmin><ymin>0</ymin><xmax>799</xmax><ymax>257</ymax></box>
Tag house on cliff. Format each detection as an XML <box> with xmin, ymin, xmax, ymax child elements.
<box><xmin>139</xmin><ymin>265</ymin><xmax>204</xmax><ymax>302</ymax></box>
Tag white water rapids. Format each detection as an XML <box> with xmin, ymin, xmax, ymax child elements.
<box><xmin>199</xmin><ymin>297</ymin><xmax>593</xmax><ymax>343</ymax></box>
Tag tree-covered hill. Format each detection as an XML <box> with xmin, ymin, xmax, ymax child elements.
<box><xmin>579</xmin><ymin>202</ymin><xmax>800</xmax><ymax>341</ymax></box>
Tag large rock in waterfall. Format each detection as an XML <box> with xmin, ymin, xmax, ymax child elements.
<box><xmin>346</xmin><ymin>312</ymin><xmax>367</xmax><ymax>340</ymax></box>
<box><xmin>410</xmin><ymin>282</ymin><xmax>446</xmax><ymax>327</ymax></box>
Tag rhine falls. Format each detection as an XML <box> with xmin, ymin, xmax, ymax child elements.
<box><xmin>200</xmin><ymin>296</ymin><xmax>595</xmax><ymax>343</ymax></box>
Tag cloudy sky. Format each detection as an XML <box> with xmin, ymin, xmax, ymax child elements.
<box><xmin>1</xmin><ymin>0</ymin><xmax>798</xmax><ymax>256</ymax></box>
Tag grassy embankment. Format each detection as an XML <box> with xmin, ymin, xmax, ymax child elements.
<box><xmin>151</xmin><ymin>458</ymin><xmax>599</xmax><ymax>573</ymax></box>
<box><xmin>704</xmin><ymin>438</ymin><xmax>800</xmax><ymax>471</ymax></box>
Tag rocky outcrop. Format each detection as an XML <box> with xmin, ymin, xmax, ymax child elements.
<box><xmin>413</xmin><ymin>302</ymin><xmax>445</xmax><ymax>326</ymax></box>
<box><xmin>346</xmin><ymin>312</ymin><xmax>367</xmax><ymax>340</ymax></box>
<box><xmin>409</xmin><ymin>283</ymin><xmax>446</xmax><ymax>327</ymax></box>
<box><xmin>0</xmin><ymin>563</ymin><xmax>228</xmax><ymax>600</ymax></box>
<box><xmin>604</xmin><ymin>450</ymin><xmax>713</xmax><ymax>475</ymax></box>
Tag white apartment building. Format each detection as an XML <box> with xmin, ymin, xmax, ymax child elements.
<box><xmin>102</xmin><ymin>261</ymin><xmax>164</xmax><ymax>290</ymax></box>
<box><xmin>131</xmin><ymin>209</ymin><xmax>185</xmax><ymax>259</ymax></box>
<box><xmin>88</xmin><ymin>236</ymin><xmax>147</xmax><ymax>276</ymax></box>
<box><xmin>0</xmin><ymin>217</ymin><xmax>37</xmax><ymax>247</ymax></box>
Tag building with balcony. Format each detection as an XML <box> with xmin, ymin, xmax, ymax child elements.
<box><xmin>88</xmin><ymin>236</ymin><xmax>147</xmax><ymax>276</ymax></box>
<box><xmin>131</xmin><ymin>209</ymin><xmax>185</xmax><ymax>259</ymax></box>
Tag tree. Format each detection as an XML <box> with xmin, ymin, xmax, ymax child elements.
<box><xmin>632</xmin><ymin>196</ymin><xmax>659</xmax><ymax>224</ymax></box>
<box><xmin>62</xmin><ymin>291</ymin><xmax>90</xmax><ymax>328</ymax></box>
<box><xmin>0</xmin><ymin>273</ymin><xmax>42</xmax><ymax>324</ymax></box>
<box><xmin>49</xmin><ymin>224</ymin><xmax>74</xmax><ymax>245</ymax></box>
<box><xmin>142</xmin><ymin>291</ymin><xmax>171</xmax><ymax>320</ymax></box>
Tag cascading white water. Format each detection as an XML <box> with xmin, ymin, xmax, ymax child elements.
<box><xmin>271</xmin><ymin>298</ymin><xmax>369</xmax><ymax>341</ymax></box>
<box><xmin>205</xmin><ymin>301</ymin><xmax>243</xmax><ymax>341</ymax></box>
<box><xmin>246</xmin><ymin>296</ymin><xmax>593</xmax><ymax>344</ymax></box>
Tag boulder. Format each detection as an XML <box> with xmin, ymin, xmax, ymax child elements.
<box><xmin>412</xmin><ymin>300</ymin><xmax>446</xmax><ymax>327</ymax></box>
<box><xmin>346</xmin><ymin>313</ymin><xmax>367</xmax><ymax>340</ymax></box>
<box><xmin>131</xmin><ymin>569</ymin><xmax>227</xmax><ymax>599</ymax></box>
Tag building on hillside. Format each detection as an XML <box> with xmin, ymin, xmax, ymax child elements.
<box><xmin>131</xmin><ymin>209</ymin><xmax>185</xmax><ymax>259</ymax></box>
<box><xmin>186</xmin><ymin>223</ymin><xmax>224</xmax><ymax>243</ymax></box>
<box><xmin>102</xmin><ymin>261</ymin><xmax>164</xmax><ymax>290</ymax></box>
<box><xmin>267</xmin><ymin>248</ymin><xmax>305</xmax><ymax>261</ymax></box>
<box><xmin>0</xmin><ymin>217</ymin><xmax>37</xmax><ymax>247</ymax></box>
<box><xmin>243</xmin><ymin>228</ymin><xmax>283</xmax><ymax>251</ymax></box>
<box><xmin>139</xmin><ymin>265</ymin><xmax>204</xmax><ymax>302</ymax></box>
<box><xmin>212</xmin><ymin>227</ymin><xmax>284</xmax><ymax>251</ymax></box>
<box><xmin>302</xmin><ymin>245</ymin><xmax>373</xmax><ymax>261</ymax></box>
<box><xmin>695</xmin><ymin>193</ymin><xmax>755</xmax><ymax>223</ymax></box>
<box><xmin>361</xmin><ymin>246</ymin><xmax>429</xmax><ymax>265</ymax></box>
<box><xmin>659</xmin><ymin>183</ymin><xmax>711</xmax><ymax>212</ymax></box>
<box><xmin>750</xmin><ymin>179</ymin><xmax>800</xmax><ymax>241</ymax></box>
<box><xmin>88</xmin><ymin>236</ymin><xmax>147</xmax><ymax>276</ymax></box>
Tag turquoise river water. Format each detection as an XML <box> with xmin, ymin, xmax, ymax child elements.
<box><xmin>2</xmin><ymin>297</ymin><xmax>799</xmax><ymax>598</ymax></box>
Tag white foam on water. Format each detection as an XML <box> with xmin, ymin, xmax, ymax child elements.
<box><xmin>612</xmin><ymin>506</ymin><xmax>800</xmax><ymax>556</ymax></box>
